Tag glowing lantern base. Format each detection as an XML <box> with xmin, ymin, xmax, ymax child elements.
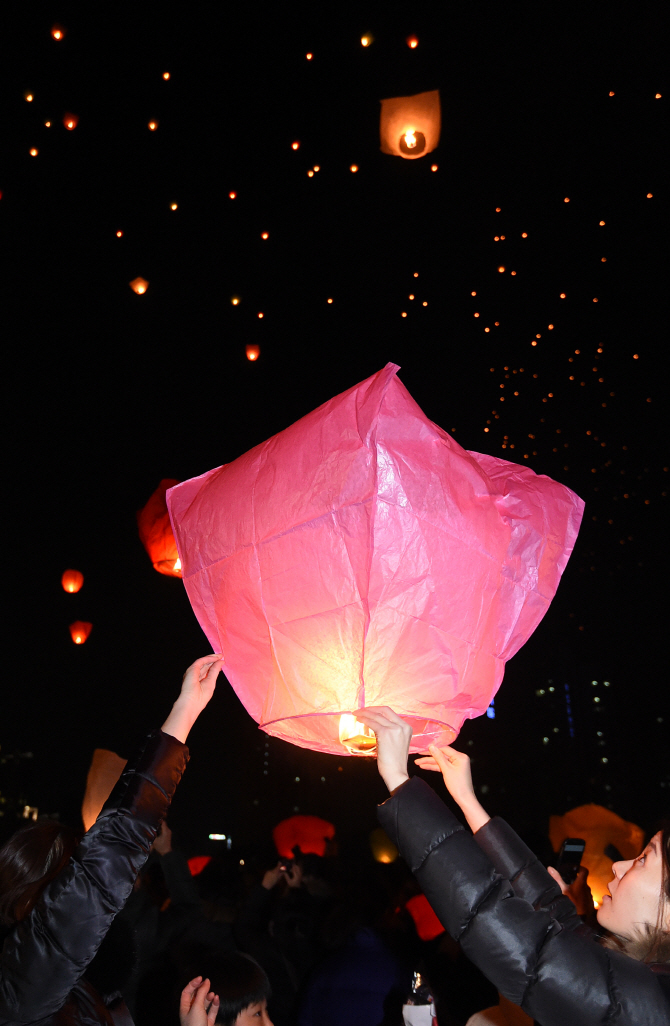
<box><xmin>137</xmin><ymin>479</ymin><xmax>182</xmax><ymax>577</ymax></box>
<box><xmin>167</xmin><ymin>363</ymin><xmax>583</xmax><ymax>756</ymax></box>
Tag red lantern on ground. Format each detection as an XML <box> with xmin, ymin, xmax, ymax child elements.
<box><xmin>137</xmin><ymin>479</ymin><xmax>182</xmax><ymax>577</ymax></box>
<box><xmin>549</xmin><ymin>804</ymin><xmax>644</xmax><ymax>906</ymax></box>
<box><xmin>167</xmin><ymin>364</ymin><xmax>583</xmax><ymax>756</ymax></box>
<box><xmin>70</xmin><ymin>621</ymin><xmax>93</xmax><ymax>645</ymax></box>
<box><xmin>61</xmin><ymin>569</ymin><xmax>84</xmax><ymax>593</ymax></box>
<box><xmin>81</xmin><ymin>749</ymin><xmax>127</xmax><ymax>831</ymax></box>
<box><xmin>380</xmin><ymin>90</ymin><xmax>441</xmax><ymax>159</ymax></box>
<box><xmin>273</xmin><ymin>815</ymin><xmax>335</xmax><ymax>859</ymax></box>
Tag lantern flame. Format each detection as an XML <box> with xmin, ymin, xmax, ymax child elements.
<box><xmin>339</xmin><ymin>714</ymin><xmax>376</xmax><ymax>755</ymax></box>
<box><xmin>404</xmin><ymin>130</ymin><xmax>417</xmax><ymax>148</ymax></box>
<box><xmin>173</xmin><ymin>557</ymin><xmax>182</xmax><ymax>572</ymax></box>
<box><xmin>70</xmin><ymin>621</ymin><xmax>92</xmax><ymax>645</ymax></box>
<box><xmin>129</xmin><ymin>277</ymin><xmax>149</xmax><ymax>294</ymax></box>
<box><xmin>61</xmin><ymin>569</ymin><xmax>84</xmax><ymax>594</ymax></box>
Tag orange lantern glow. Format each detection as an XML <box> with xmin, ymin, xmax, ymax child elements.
<box><xmin>549</xmin><ymin>804</ymin><xmax>644</xmax><ymax>906</ymax></box>
<box><xmin>116</xmin><ymin>230</ymin><xmax>123</xmax><ymax>237</ymax></box>
<box><xmin>380</xmin><ymin>90</ymin><xmax>440</xmax><ymax>159</ymax></box>
<box><xmin>369</xmin><ymin>827</ymin><xmax>398</xmax><ymax>864</ymax></box>
<box><xmin>70</xmin><ymin>621</ymin><xmax>92</xmax><ymax>645</ymax></box>
<box><xmin>82</xmin><ymin>749</ymin><xmax>127</xmax><ymax>831</ymax></box>
<box><xmin>63</xmin><ymin>113</ymin><xmax>78</xmax><ymax>130</ymax></box>
<box><xmin>51</xmin><ymin>25</ymin><xmax>65</xmax><ymax>40</ymax></box>
<box><xmin>129</xmin><ymin>277</ymin><xmax>149</xmax><ymax>295</ymax></box>
<box><xmin>61</xmin><ymin>569</ymin><xmax>84</xmax><ymax>594</ymax></box>
<box><xmin>349</xmin><ymin>164</ymin><xmax>358</xmax><ymax>172</ymax></box>
<box><xmin>406</xmin><ymin>35</ymin><xmax>419</xmax><ymax>48</ymax></box>
<box><xmin>292</xmin><ymin>141</ymin><xmax>300</xmax><ymax>150</ymax></box>
<box><xmin>25</xmin><ymin>93</ymin><xmax>34</xmax><ymax>102</ymax></box>
<box><xmin>273</xmin><ymin>815</ymin><xmax>335</xmax><ymax>858</ymax></box>
<box><xmin>163</xmin><ymin>72</ymin><xmax>170</xmax><ymax>80</ymax></box>
<box><xmin>246</xmin><ymin>345</ymin><xmax>260</xmax><ymax>361</ymax></box>
<box><xmin>137</xmin><ymin>479</ymin><xmax>182</xmax><ymax>577</ymax></box>
<box><xmin>229</xmin><ymin>191</ymin><xmax>237</xmax><ymax>199</ymax></box>
<box><xmin>361</xmin><ymin>35</ymin><xmax>373</xmax><ymax>47</ymax></box>
<box><xmin>148</xmin><ymin>120</ymin><xmax>158</xmax><ymax>131</ymax></box>
<box><xmin>29</xmin><ymin>148</ymin><xmax>38</xmax><ymax>157</ymax></box>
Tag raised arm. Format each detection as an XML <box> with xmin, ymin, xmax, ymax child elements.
<box><xmin>0</xmin><ymin>655</ymin><xmax>222</xmax><ymax>1023</ymax></box>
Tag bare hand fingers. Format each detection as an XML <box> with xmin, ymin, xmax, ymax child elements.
<box><xmin>207</xmin><ymin>995</ymin><xmax>220</xmax><ymax>1026</ymax></box>
<box><xmin>546</xmin><ymin>866</ymin><xmax>569</xmax><ymax>894</ymax></box>
<box><xmin>414</xmin><ymin>756</ymin><xmax>441</xmax><ymax>771</ymax></box>
<box><xmin>179</xmin><ymin>977</ymin><xmax>203</xmax><ymax>1012</ymax></box>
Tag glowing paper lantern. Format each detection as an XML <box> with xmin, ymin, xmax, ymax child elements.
<box><xmin>406</xmin><ymin>893</ymin><xmax>444</xmax><ymax>941</ymax></box>
<box><xmin>549</xmin><ymin>804</ymin><xmax>644</xmax><ymax>906</ymax></box>
<box><xmin>246</xmin><ymin>344</ymin><xmax>260</xmax><ymax>361</ymax></box>
<box><xmin>82</xmin><ymin>748</ymin><xmax>127</xmax><ymax>831</ymax></box>
<box><xmin>167</xmin><ymin>364</ymin><xmax>583</xmax><ymax>756</ymax></box>
<box><xmin>70</xmin><ymin>621</ymin><xmax>92</xmax><ymax>645</ymax></box>
<box><xmin>129</xmin><ymin>277</ymin><xmax>149</xmax><ymax>295</ymax></box>
<box><xmin>137</xmin><ymin>479</ymin><xmax>182</xmax><ymax>577</ymax></box>
<box><xmin>63</xmin><ymin>113</ymin><xmax>78</xmax><ymax>130</ymax></box>
<box><xmin>61</xmin><ymin>569</ymin><xmax>84</xmax><ymax>593</ymax></box>
<box><xmin>273</xmin><ymin>815</ymin><xmax>335</xmax><ymax>859</ymax></box>
<box><xmin>369</xmin><ymin>827</ymin><xmax>398</xmax><ymax>864</ymax></box>
<box><xmin>188</xmin><ymin>855</ymin><xmax>212</xmax><ymax>876</ymax></box>
<box><xmin>380</xmin><ymin>90</ymin><xmax>440</xmax><ymax>159</ymax></box>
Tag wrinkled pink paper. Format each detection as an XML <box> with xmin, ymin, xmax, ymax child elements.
<box><xmin>167</xmin><ymin>364</ymin><xmax>584</xmax><ymax>754</ymax></box>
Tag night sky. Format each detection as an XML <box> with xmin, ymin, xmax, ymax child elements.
<box><xmin>2</xmin><ymin>3</ymin><xmax>667</xmax><ymax>863</ymax></box>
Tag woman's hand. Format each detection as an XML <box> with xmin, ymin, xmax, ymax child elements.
<box><xmin>547</xmin><ymin>865</ymin><xmax>595</xmax><ymax>917</ymax></box>
<box><xmin>179</xmin><ymin>977</ymin><xmax>219</xmax><ymax>1026</ymax></box>
<box><xmin>354</xmin><ymin>707</ymin><xmax>412</xmax><ymax>793</ymax></box>
<box><xmin>162</xmin><ymin>655</ymin><xmax>223</xmax><ymax>744</ymax></box>
<box><xmin>415</xmin><ymin>745</ymin><xmax>490</xmax><ymax>833</ymax></box>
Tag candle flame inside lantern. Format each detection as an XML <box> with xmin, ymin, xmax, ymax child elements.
<box><xmin>173</xmin><ymin>557</ymin><xmax>182</xmax><ymax>572</ymax></box>
<box><xmin>404</xmin><ymin>130</ymin><xmax>417</xmax><ymax>148</ymax></box>
<box><xmin>339</xmin><ymin>714</ymin><xmax>376</xmax><ymax>755</ymax></box>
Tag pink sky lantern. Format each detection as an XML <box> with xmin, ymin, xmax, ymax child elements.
<box><xmin>167</xmin><ymin>364</ymin><xmax>584</xmax><ymax>756</ymax></box>
<box><xmin>273</xmin><ymin>815</ymin><xmax>336</xmax><ymax>858</ymax></box>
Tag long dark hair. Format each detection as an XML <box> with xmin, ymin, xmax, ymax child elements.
<box><xmin>0</xmin><ymin>820</ymin><xmax>78</xmax><ymax>925</ymax></box>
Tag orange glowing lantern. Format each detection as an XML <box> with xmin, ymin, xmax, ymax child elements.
<box><xmin>51</xmin><ymin>25</ymin><xmax>65</xmax><ymax>40</ymax></box>
<box><xmin>292</xmin><ymin>141</ymin><xmax>300</xmax><ymax>150</ymax></box>
<box><xmin>137</xmin><ymin>479</ymin><xmax>182</xmax><ymax>577</ymax></box>
<box><xmin>29</xmin><ymin>148</ymin><xmax>38</xmax><ymax>157</ymax></box>
<box><xmin>549</xmin><ymin>804</ymin><xmax>644</xmax><ymax>906</ymax></box>
<box><xmin>246</xmin><ymin>345</ymin><xmax>260</xmax><ymax>361</ymax></box>
<box><xmin>61</xmin><ymin>569</ymin><xmax>84</xmax><ymax>594</ymax></box>
<box><xmin>63</xmin><ymin>113</ymin><xmax>78</xmax><ymax>130</ymax></box>
<box><xmin>129</xmin><ymin>277</ymin><xmax>149</xmax><ymax>295</ymax></box>
<box><xmin>406</xmin><ymin>35</ymin><xmax>419</xmax><ymax>48</ymax></box>
<box><xmin>167</xmin><ymin>363</ymin><xmax>584</xmax><ymax>756</ymax></box>
<box><xmin>82</xmin><ymin>749</ymin><xmax>127</xmax><ymax>831</ymax></box>
<box><xmin>148</xmin><ymin>120</ymin><xmax>158</xmax><ymax>131</ymax></box>
<box><xmin>70</xmin><ymin>621</ymin><xmax>92</xmax><ymax>645</ymax></box>
<box><xmin>188</xmin><ymin>855</ymin><xmax>212</xmax><ymax>876</ymax></box>
<box><xmin>380</xmin><ymin>90</ymin><xmax>440</xmax><ymax>159</ymax></box>
<box><xmin>273</xmin><ymin>815</ymin><xmax>335</xmax><ymax>859</ymax></box>
<box><xmin>369</xmin><ymin>827</ymin><xmax>398</xmax><ymax>864</ymax></box>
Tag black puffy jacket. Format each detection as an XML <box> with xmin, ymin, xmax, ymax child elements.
<box><xmin>378</xmin><ymin>776</ymin><xmax>670</xmax><ymax>1026</ymax></box>
<box><xmin>0</xmin><ymin>730</ymin><xmax>188</xmax><ymax>1025</ymax></box>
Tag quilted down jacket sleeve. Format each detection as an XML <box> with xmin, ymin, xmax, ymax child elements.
<box><xmin>378</xmin><ymin>776</ymin><xmax>669</xmax><ymax>1026</ymax></box>
<box><xmin>0</xmin><ymin>730</ymin><xmax>188</xmax><ymax>1024</ymax></box>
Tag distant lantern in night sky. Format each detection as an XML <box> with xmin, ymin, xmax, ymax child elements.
<box><xmin>361</xmin><ymin>34</ymin><xmax>373</xmax><ymax>47</ymax></box>
<box><xmin>148</xmin><ymin>120</ymin><xmax>158</xmax><ymax>131</ymax></box>
<box><xmin>62</xmin><ymin>569</ymin><xmax>84</xmax><ymax>594</ymax></box>
<box><xmin>349</xmin><ymin>164</ymin><xmax>358</xmax><ymax>172</ymax></box>
<box><xmin>231</xmin><ymin>296</ymin><xmax>240</xmax><ymax>305</ymax></box>
<box><xmin>167</xmin><ymin>363</ymin><xmax>584</xmax><ymax>756</ymax></box>
<box><xmin>137</xmin><ymin>479</ymin><xmax>182</xmax><ymax>577</ymax></box>
<box><xmin>379</xmin><ymin>90</ymin><xmax>440</xmax><ymax>159</ymax></box>
<box><xmin>406</xmin><ymin>35</ymin><xmax>419</xmax><ymax>48</ymax></box>
<box><xmin>51</xmin><ymin>25</ymin><xmax>65</xmax><ymax>40</ymax></box>
<box><xmin>63</xmin><ymin>113</ymin><xmax>78</xmax><ymax>130</ymax></box>
<box><xmin>229</xmin><ymin>191</ymin><xmax>237</xmax><ymax>199</ymax></box>
<box><xmin>246</xmin><ymin>344</ymin><xmax>260</xmax><ymax>361</ymax></box>
<box><xmin>261</xmin><ymin>232</ymin><xmax>269</xmax><ymax>239</ymax></box>
<box><xmin>170</xmin><ymin>202</ymin><xmax>178</xmax><ymax>210</ymax></box>
<box><xmin>29</xmin><ymin>148</ymin><xmax>38</xmax><ymax>157</ymax></box>
<box><xmin>70</xmin><ymin>621</ymin><xmax>92</xmax><ymax>645</ymax></box>
<box><xmin>25</xmin><ymin>93</ymin><xmax>34</xmax><ymax>102</ymax></box>
<box><xmin>291</xmin><ymin>141</ymin><xmax>300</xmax><ymax>150</ymax></box>
<box><xmin>129</xmin><ymin>277</ymin><xmax>149</xmax><ymax>294</ymax></box>
<box><xmin>163</xmin><ymin>72</ymin><xmax>170</xmax><ymax>80</ymax></box>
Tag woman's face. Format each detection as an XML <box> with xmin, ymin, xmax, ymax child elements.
<box><xmin>596</xmin><ymin>831</ymin><xmax>667</xmax><ymax>936</ymax></box>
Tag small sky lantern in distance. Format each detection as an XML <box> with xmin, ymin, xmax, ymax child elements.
<box><xmin>163</xmin><ymin>72</ymin><xmax>170</xmax><ymax>80</ymax></box>
<box><xmin>229</xmin><ymin>191</ymin><xmax>237</xmax><ymax>199</ymax></box>
<box><xmin>361</xmin><ymin>34</ymin><xmax>373</xmax><ymax>47</ymax></box>
<box><xmin>129</xmin><ymin>277</ymin><xmax>149</xmax><ymax>294</ymax></box>
<box><xmin>261</xmin><ymin>231</ymin><xmax>269</xmax><ymax>239</ymax></box>
<box><xmin>349</xmin><ymin>164</ymin><xmax>358</xmax><ymax>172</ymax></box>
<box><xmin>406</xmin><ymin>35</ymin><xmax>419</xmax><ymax>48</ymax></box>
<box><xmin>70</xmin><ymin>621</ymin><xmax>92</xmax><ymax>645</ymax></box>
<box><xmin>137</xmin><ymin>479</ymin><xmax>182</xmax><ymax>577</ymax></box>
<box><xmin>51</xmin><ymin>25</ymin><xmax>65</xmax><ymax>40</ymax></box>
<box><xmin>379</xmin><ymin>90</ymin><xmax>440</xmax><ymax>159</ymax></box>
<box><xmin>25</xmin><ymin>93</ymin><xmax>34</xmax><ymax>102</ymax></box>
<box><xmin>170</xmin><ymin>202</ymin><xmax>178</xmax><ymax>210</ymax></box>
<box><xmin>63</xmin><ymin>113</ymin><xmax>78</xmax><ymax>130</ymax></box>
<box><xmin>369</xmin><ymin>827</ymin><xmax>398</xmax><ymax>864</ymax></box>
<box><xmin>291</xmin><ymin>141</ymin><xmax>300</xmax><ymax>150</ymax></box>
<box><xmin>231</xmin><ymin>296</ymin><xmax>240</xmax><ymax>305</ymax></box>
<box><xmin>148</xmin><ymin>120</ymin><xmax>158</xmax><ymax>131</ymax></box>
<box><xmin>29</xmin><ymin>148</ymin><xmax>38</xmax><ymax>157</ymax></box>
<box><xmin>62</xmin><ymin>569</ymin><xmax>84</xmax><ymax>594</ymax></box>
<box><xmin>246</xmin><ymin>344</ymin><xmax>260</xmax><ymax>361</ymax></box>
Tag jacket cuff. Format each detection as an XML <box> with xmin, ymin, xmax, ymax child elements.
<box><xmin>378</xmin><ymin>775</ymin><xmax>465</xmax><ymax>874</ymax></box>
<box><xmin>102</xmin><ymin>729</ymin><xmax>189</xmax><ymax>826</ymax></box>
